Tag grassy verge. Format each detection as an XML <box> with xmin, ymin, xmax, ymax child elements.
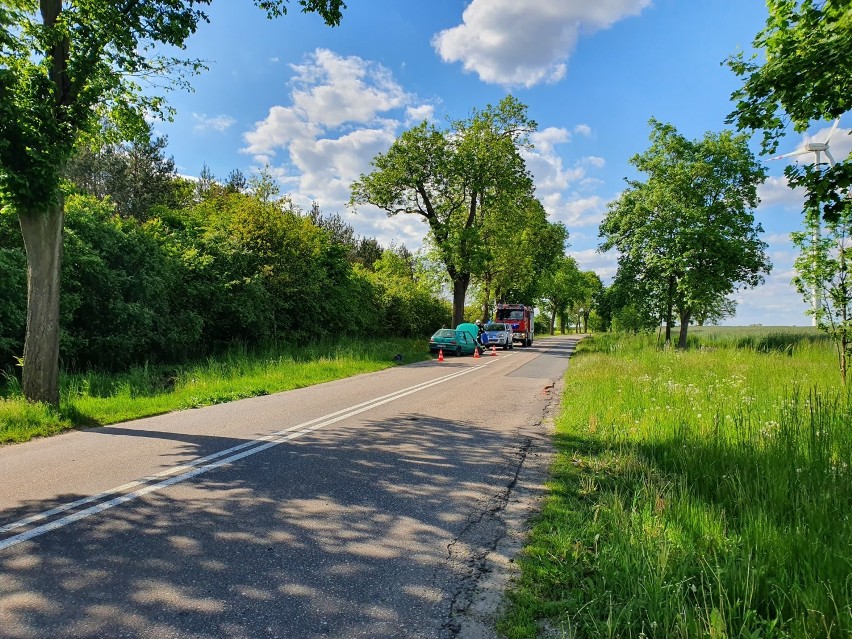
<box><xmin>0</xmin><ymin>337</ymin><xmax>428</xmax><ymax>444</ymax></box>
<box><xmin>500</xmin><ymin>329</ymin><xmax>851</xmax><ymax>639</ymax></box>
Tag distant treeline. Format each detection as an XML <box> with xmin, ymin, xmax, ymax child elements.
<box><xmin>0</xmin><ymin>131</ymin><xmax>449</xmax><ymax>373</ymax></box>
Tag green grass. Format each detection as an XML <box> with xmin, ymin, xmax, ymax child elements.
<box><xmin>500</xmin><ymin>329</ymin><xmax>851</xmax><ymax>639</ymax></box>
<box><xmin>0</xmin><ymin>337</ymin><xmax>429</xmax><ymax>444</ymax></box>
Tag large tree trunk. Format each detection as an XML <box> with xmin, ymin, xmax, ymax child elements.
<box><xmin>19</xmin><ymin>200</ymin><xmax>64</xmax><ymax>407</ymax></box>
<box><xmin>451</xmin><ymin>274</ymin><xmax>470</xmax><ymax>328</ymax></box>
<box><xmin>481</xmin><ymin>274</ymin><xmax>491</xmax><ymax>323</ymax></box>
<box><xmin>677</xmin><ymin>309</ymin><xmax>691</xmax><ymax>349</ymax></box>
<box><xmin>664</xmin><ymin>275</ymin><xmax>675</xmax><ymax>344</ymax></box>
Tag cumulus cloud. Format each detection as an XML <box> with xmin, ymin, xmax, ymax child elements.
<box><xmin>569</xmin><ymin>248</ymin><xmax>618</xmax><ymax>280</ymax></box>
<box><xmin>289</xmin><ymin>49</ymin><xmax>411</xmax><ymax>129</ymax></box>
<box><xmin>405</xmin><ymin>104</ymin><xmax>436</xmax><ymax>124</ymax></box>
<box><xmin>241</xmin><ymin>49</ymin><xmax>435</xmax><ymax>248</ymax></box>
<box><xmin>192</xmin><ymin>113</ymin><xmax>236</xmax><ymax>133</ymax></box>
<box><xmin>432</xmin><ymin>0</ymin><xmax>651</xmax><ymax>87</ymax></box>
<box><xmin>521</xmin><ymin>125</ymin><xmax>609</xmax><ymax>229</ymax></box>
<box><xmin>757</xmin><ymin>175</ymin><xmax>806</xmax><ymax>211</ymax></box>
<box><xmin>581</xmin><ymin>156</ymin><xmax>606</xmax><ymax>168</ymax></box>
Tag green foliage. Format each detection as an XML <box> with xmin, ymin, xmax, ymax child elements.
<box><xmin>791</xmin><ymin>206</ymin><xmax>852</xmax><ymax>382</ymax></box>
<box><xmin>0</xmin><ymin>175</ymin><xmax>448</xmax><ymax>375</ymax></box>
<box><xmin>0</xmin><ymin>212</ymin><xmax>26</xmax><ymax>363</ymax></box>
<box><xmin>727</xmin><ymin>0</ymin><xmax>852</xmax><ymax>223</ymax></box>
<box><xmin>0</xmin><ymin>1</ymin><xmax>347</xmax><ymax>405</ymax></box>
<box><xmin>600</xmin><ymin>120</ymin><xmax>770</xmax><ymax>346</ymax></box>
<box><xmin>351</xmin><ymin>95</ymin><xmax>552</xmax><ymax>325</ymax></box>
<box><xmin>64</xmin><ymin>120</ymin><xmax>184</xmax><ymax>220</ymax></box>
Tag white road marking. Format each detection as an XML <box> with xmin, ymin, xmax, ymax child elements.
<box><xmin>0</xmin><ymin>360</ymin><xmax>502</xmax><ymax>551</ymax></box>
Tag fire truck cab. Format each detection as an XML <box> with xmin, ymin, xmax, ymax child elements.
<box><xmin>495</xmin><ymin>304</ymin><xmax>534</xmax><ymax>347</ymax></box>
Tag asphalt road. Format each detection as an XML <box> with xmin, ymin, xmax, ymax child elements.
<box><xmin>0</xmin><ymin>336</ymin><xmax>581</xmax><ymax>639</ymax></box>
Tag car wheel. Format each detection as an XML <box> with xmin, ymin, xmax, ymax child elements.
<box><xmin>455</xmin><ymin>346</ymin><xmax>462</xmax><ymax>356</ymax></box>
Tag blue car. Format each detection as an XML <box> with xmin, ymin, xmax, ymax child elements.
<box><xmin>483</xmin><ymin>322</ymin><xmax>513</xmax><ymax>350</ymax></box>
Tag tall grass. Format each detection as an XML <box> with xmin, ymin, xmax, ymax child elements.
<box><xmin>0</xmin><ymin>337</ymin><xmax>427</xmax><ymax>444</ymax></box>
<box><xmin>500</xmin><ymin>331</ymin><xmax>851</xmax><ymax>638</ymax></box>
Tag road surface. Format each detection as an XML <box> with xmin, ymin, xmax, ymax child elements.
<box><xmin>0</xmin><ymin>336</ymin><xmax>580</xmax><ymax>639</ymax></box>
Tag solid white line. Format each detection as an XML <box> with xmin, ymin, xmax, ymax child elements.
<box><xmin>0</xmin><ymin>364</ymin><xmax>482</xmax><ymax>536</ymax></box>
<box><xmin>0</xmin><ymin>362</ymin><xmax>489</xmax><ymax>551</ymax></box>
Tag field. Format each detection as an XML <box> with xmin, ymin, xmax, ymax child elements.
<box><xmin>500</xmin><ymin>327</ymin><xmax>851</xmax><ymax>638</ymax></box>
<box><xmin>0</xmin><ymin>337</ymin><xmax>428</xmax><ymax>444</ymax></box>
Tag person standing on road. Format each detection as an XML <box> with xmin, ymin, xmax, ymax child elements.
<box><xmin>475</xmin><ymin>320</ymin><xmax>487</xmax><ymax>353</ymax></box>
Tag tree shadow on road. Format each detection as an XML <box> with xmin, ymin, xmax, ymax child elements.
<box><xmin>0</xmin><ymin>411</ymin><xmax>531</xmax><ymax>639</ymax></box>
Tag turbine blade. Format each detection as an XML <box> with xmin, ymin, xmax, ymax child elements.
<box><xmin>824</xmin><ymin>148</ymin><xmax>836</xmax><ymax>167</ymax></box>
<box><xmin>825</xmin><ymin>118</ymin><xmax>840</xmax><ymax>143</ymax></box>
<box><xmin>769</xmin><ymin>149</ymin><xmax>809</xmax><ymax>161</ymax></box>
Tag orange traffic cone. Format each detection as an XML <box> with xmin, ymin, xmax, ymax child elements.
<box><xmin>491</xmin><ymin>346</ymin><xmax>497</xmax><ymax>356</ymax></box>
<box><xmin>438</xmin><ymin>349</ymin><xmax>444</xmax><ymax>362</ymax></box>
<box><xmin>474</xmin><ymin>347</ymin><xmax>481</xmax><ymax>359</ymax></box>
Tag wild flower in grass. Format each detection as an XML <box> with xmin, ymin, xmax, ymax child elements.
<box><xmin>760</xmin><ymin>420</ymin><xmax>779</xmax><ymax>438</ymax></box>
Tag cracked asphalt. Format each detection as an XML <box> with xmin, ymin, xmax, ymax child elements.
<box><xmin>0</xmin><ymin>336</ymin><xmax>580</xmax><ymax>639</ymax></box>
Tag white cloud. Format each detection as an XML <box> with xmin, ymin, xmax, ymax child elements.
<box><xmin>573</xmin><ymin>124</ymin><xmax>593</xmax><ymax>137</ymax></box>
<box><xmin>405</xmin><ymin>104</ymin><xmax>435</xmax><ymax>124</ymax></box>
<box><xmin>432</xmin><ymin>0</ymin><xmax>651</xmax><ymax>87</ymax></box>
<box><xmin>570</xmin><ymin>247</ymin><xmax>617</xmax><ymax>280</ymax></box>
<box><xmin>521</xmin><ymin>127</ymin><xmax>609</xmax><ymax>229</ymax></box>
<box><xmin>730</xmin><ymin>272</ymin><xmax>811</xmax><ymax>326</ymax></box>
<box><xmin>243</xmin><ymin>105</ymin><xmax>318</xmax><ymax>158</ymax></box>
<box><xmin>241</xmin><ymin>49</ymin><xmax>436</xmax><ymax>246</ymax></box>
<box><xmin>192</xmin><ymin>113</ymin><xmax>236</xmax><ymax>133</ymax></box>
<box><xmin>289</xmin><ymin>48</ymin><xmax>411</xmax><ymax>129</ymax></box>
<box><xmin>757</xmin><ymin>175</ymin><xmax>805</xmax><ymax>211</ymax></box>
<box><xmin>581</xmin><ymin>156</ymin><xmax>606</xmax><ymax>168</ymax></box>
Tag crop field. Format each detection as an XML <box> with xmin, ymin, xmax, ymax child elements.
<box><xmin>501</xmin><ymin>328</ymin><xmax>851</xmax><ymax>638</ymax></box>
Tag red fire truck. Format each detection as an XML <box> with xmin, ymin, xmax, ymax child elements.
<box><xmin>495</xmin><ymin>304</ymin><xmax>534</xmax><ymax>347</ymax></box>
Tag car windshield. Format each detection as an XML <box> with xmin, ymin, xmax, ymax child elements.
<box><xmin>433</xmin><ymin>329</ymin><xmax>456</xmax><ymax>338</ymax></box>
<box><xmin>485</xmin><ymin>323</ymin><xmax>506</xmax><ymax>331</ymax></box>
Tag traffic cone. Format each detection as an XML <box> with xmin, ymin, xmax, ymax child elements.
<box><xmin>438</xmin><ymin>349</ymin><xmax>444</xmax><ymax>362</ymax></box>
<box><xmin>474</xmin><ymin>347</ymin><xmax>481</xmax><ymax>359</ymax></box>
<box><xmin>491</xmin><ymin>345</ymin><xmax>497</xmax><ymax>356</ymax></box>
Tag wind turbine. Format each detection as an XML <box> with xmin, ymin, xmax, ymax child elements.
<box><xmin>769</xmin><ymin>118</ymin><xmax>841</xmax><ymax>326</ymax></box>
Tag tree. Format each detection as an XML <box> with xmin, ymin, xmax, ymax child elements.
<box><xmin>728</xmin><ymin>0</ymin><xmax>852</xmax><ymax>380</ymax></box>
<box><xmin>791</xmin><ymin>205</ymin><xmax>852</xmax><ymax>383</ymax></box>
<box><xmin>475</xmin><ymin>197</ymin><xmax>567</xmax><ymax>321</ymax></box>
<box><xmin>539</xmin><ymin>256</ymin><xmax>582</xmax><ymax>334</ymax></box>
<box><xmin>0</xmin><ymin>0</ymin><xmax>344</xmax><ymax>406</ymax></box>
<box><xmin>351</xmin><ymin>95</ymin><xmax>539</xmax><ymax>327</ymax></box>
<box><xmin>693</xmin><ymin>294</ymin><xmax>738</xmax><ymax>326</ymax></box>
<box><xmin>576</xmin><ymin>271</ymin><xmax>603</xmax><ymax>333</ymax></box>
<box><xmin>600</xmin><ymin>120</ymin><xmax>771</xmax><ymax>348</ymax></box>
<box><xmin>727</xmin><ymin>0</ymin><xmax>852</xmax><ymax>224</ymax></box>
<box><xmin>65</xmin><ymin>121</ymin><xmax>183</xmax><ymax>220</ymax></box>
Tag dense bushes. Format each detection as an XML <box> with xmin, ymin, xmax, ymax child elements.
<box><xmin>0</xmin><ymin>190</ymin><xmax>450</xmax><ymax>375</ymax></box>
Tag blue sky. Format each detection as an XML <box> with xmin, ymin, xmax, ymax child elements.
<box><xmin>154</xmin><ymin>0</ymin><xmax>851</xmax><ymax>326</ymax></box>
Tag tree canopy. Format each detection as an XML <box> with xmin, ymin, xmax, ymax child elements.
<box><xmin>600</xmin><ymin>120</ymin><xmax>771</xmax><ymax>347</ymax></box>
<box><xmin>727</xmin><ymin>0</ymin><xmax>852</xmax><ymax>222</ymax></box>
<box><xmin>350</xmin><ymin>95</ymin><xmax>562</xmax><ymax>326</ymax></box>
<box><xmin>0</xmin><ymin>0</ymin><xmax>346</xmax><ymax>405</ymax></box>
